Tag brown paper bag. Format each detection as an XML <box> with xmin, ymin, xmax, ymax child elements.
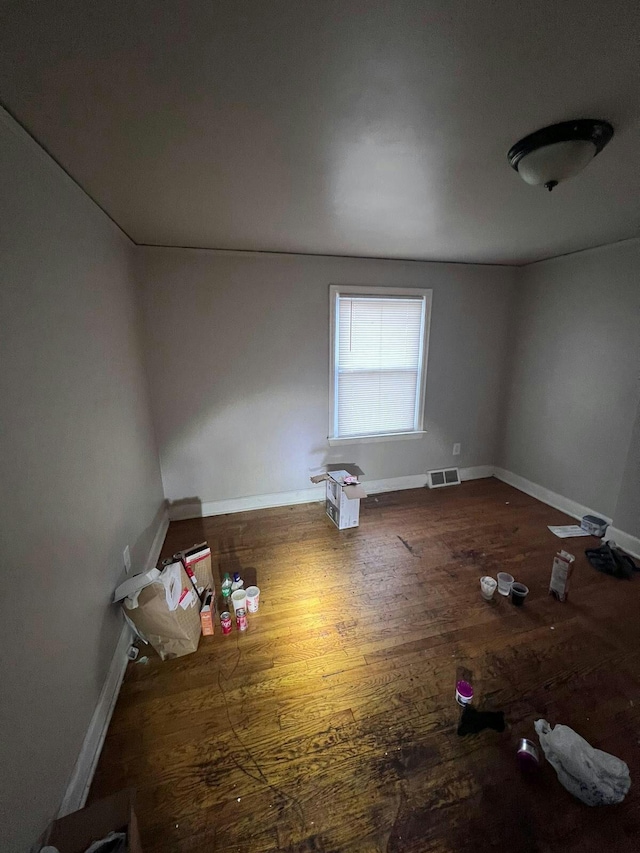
<box><xmin>123</xmin><ymin>562</ymin><xmax>201</xmax><ymax>660</ymax></box>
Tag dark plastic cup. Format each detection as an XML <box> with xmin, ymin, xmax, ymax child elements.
<box><xmin>511</xmin><ymin>582</ymin><xmax>529</xmax><ymax>606</ymax></box>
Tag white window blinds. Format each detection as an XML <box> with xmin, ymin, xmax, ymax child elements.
<box><xmin>333</xmin><ymin>294</ymin><xmax>428</xmax><ymax>438</ymax></box>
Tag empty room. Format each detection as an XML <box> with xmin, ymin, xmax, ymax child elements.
<box><xmin>2</xmin><ymin>2</ymin><xmax>640</xmax><ymax>851</ymax></box>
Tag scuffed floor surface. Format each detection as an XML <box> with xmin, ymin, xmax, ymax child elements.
<box><xmin>91</xmin><ymin>479</ymin><xmax>640</xmax><ymax>852</ymax></box>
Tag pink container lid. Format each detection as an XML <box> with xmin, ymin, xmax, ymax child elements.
<box><xmin>456</xmin><ymin>680</ymin><xmax>473</xmax><ymax>699</ymax></box>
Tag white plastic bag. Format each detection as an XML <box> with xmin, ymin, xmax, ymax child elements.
<box><xmin>535</xmin><ymin>719</ymin><xmax>631</xmax><ymax>806</ymax></box>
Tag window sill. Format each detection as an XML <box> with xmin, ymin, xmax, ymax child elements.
<box><xmin>328</xmin><ymin>430</ymin><xmax>427</xmax><ymax>446</ymax></box>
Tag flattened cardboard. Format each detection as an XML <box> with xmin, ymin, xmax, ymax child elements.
<box><xmin>44</xmin><ymin>790</ymin><xmax>142</xmax><ymax>853</ymax></box>
<box><xmin>122</xmin><ymin>563</ymin><xmax>201</xmax><ymax>660</ymax></box>
<box><xmin>176</xmin><ymin>542</ymin><xmax>214</xmax><ymax>599</ymax></box>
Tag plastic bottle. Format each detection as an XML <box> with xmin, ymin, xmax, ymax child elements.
<box><xmin>221</xmin><ymin>572</ymin><xmax>232</xmax><ymax>601</ymax></box>
<box><xmin>231</xmin><ymin>572</ymin><xmax>244</xmax><ymax>592</ymax></box>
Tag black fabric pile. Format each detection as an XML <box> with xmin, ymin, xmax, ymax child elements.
<box><xmin>457</xmin><ymin>705</ymin><xmax>505</xmax><ymax>736</ymax></box>
<box><xmin>585</xmin><ymin>541</ymin><xmax>639</xmax><ymax>580</ymax></box>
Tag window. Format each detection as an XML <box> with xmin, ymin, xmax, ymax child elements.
<box><xmin>329</xmin><ymin>285</ymin><xmax>432</xmax><ymax>443</ymax></box>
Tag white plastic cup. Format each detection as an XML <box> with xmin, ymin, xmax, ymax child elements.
<box><xmin>245</xmin><ymin>585</ymin><xmax>260</xmax><ymax>613</ymax></box>
<box><xmin>231</xmin><ymin>589</ymin><xmax>247</xmax><ymax>614</ymax></box>
<box><xmin>480</xmin><ymin>576</ymin><xmax>497</xmax><ymax>601</ymax></box>
<box><xmin>497</xmin><ymin>572</ymin><xmax>514</xmax><ymax>596</ymax></box>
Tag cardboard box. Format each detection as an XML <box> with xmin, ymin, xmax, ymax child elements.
<box><xmin>116</xmin><ymin>562</ymin><xmax>201</xmax><ymax>660</ymax></box>
<box><xmin>310</xmin><ymin>469</ymin><xmax>367</xmax><ymax>530</ymax></box>
<box><xmin>549</xmin><ymin>550</ymin><xmax>575</xmax><ymax>602</ymax></box>
<box><xmin>43</xmin><ymin>790</ymin><xmax>142</xmax><ymax>853</ymax></box>
<box><xmin>200</xmin><ymin>589</ymin><xmax>214</xmax><ymax>636</ymax></box>
<box><xmin>176</xmin><ymin>542</ymin><xmax>214</xmax><ymax>600</ymax></box>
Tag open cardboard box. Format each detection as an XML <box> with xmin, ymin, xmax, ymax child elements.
<box><xmin>42</xmin><ymin>790</ymin><xmax>142</xmax><ymax>853</ymax></box>
<box><xmin>310</xmin><ymin>467</ymin><xmax>367</xmax><ymax>529</ymax></box>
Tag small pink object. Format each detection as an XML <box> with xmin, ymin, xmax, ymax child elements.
<box><xmin>455</xmin><ymin>680</ymin><xmax>473</xmax><ymax>706</ymax></box>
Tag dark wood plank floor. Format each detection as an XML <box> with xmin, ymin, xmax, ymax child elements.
<box><xmin>91</xmin><ymin>479</ymin><xmax>640</xmax><ymax>852</ymax></box>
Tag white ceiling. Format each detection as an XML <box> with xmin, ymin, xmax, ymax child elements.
<box><xmin>1</xmin><ymin>0</ymin><xmax>639</xmax><ymax>264</ymax></box>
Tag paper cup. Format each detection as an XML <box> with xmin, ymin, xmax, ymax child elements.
<box><xmin>245</xmin><ymin>585</ymin><xmax>260</xmax><ymax>613</ymax></box>
<box><xmin>511</xmin><ymin>582</ymin><xmax>529</xmax><ymax>607</ymax></box>
<box><xmin>480</xmin><ymin>576</ymin><xmax>497</xmax><ymax>600</ymax></box>
<box><xmin>231</xmin><ymin>589</ymin><xmax>247</xmax><ymax>614</ymax></box>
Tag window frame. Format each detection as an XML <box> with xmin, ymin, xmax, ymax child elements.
<box><xmin>328</xmin><ymin>284</ymin><xmax>433</xmax><ymax>445</ymax></box>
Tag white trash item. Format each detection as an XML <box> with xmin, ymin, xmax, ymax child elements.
<box><xmin>535</xmin><ymin>719</ymin><xmax>631</xmax><ymax>806</ymax></box>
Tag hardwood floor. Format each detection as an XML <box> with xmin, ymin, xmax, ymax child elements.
<box><xmin>91</xmin><ymin>479</ymin><xmax>640</xmax><ymax>852</ymax></box>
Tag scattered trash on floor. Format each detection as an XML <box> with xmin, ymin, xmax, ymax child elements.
<box><xmin>586</xmin><ymin>541</ymin><xmax>639</xmax><ymax>580</ymax></box>
<box><xmin>221</xmin><ymin>571</ymin><xmax>233</xmax><ymax>602</ymax></box>
<box><xmin>510</xmin><ymin>582</ymin><xmax>529</xmax><ymax>606</ymax></box>
<box><xmin>200</xmin><ymin>590</ymin><xmax>215</xmax><ymax>636</ymax></box>
<box><xmin>581</xmin><ymin>515</ymin><xmax>609</xmax><ymax>537</ymax></box>
<box><xmin>480</xmin><ymin>572</ymin><xmax>532</xmax><ymax>606</ymax></box>
<box><xmin>455</xmin><ymin>680</ymin><xmax>474</xmax><ymax>706</ymax></box>
<box><xmin>126</xmin><ymin>645</ymin><xmax>139</xmax><ymax>661</ymax></box>
<box><xmin>497</xmin><ymin>572</ymin><xmax>514</xmax><ymax>596</ymax></box>
<box><xmin>457</xmin><ymin>705</ymin><xmax>505</xmax><ymax>736</ymax></box>
<box><xmin>535</xmin><ymin>719</ymin><xmax>631</xmax><ymax>805</ymax></box>
<box><xmin>310</xmin><ymin>467</ymin><xmax>367</xmax><ymax>529</ymax></box>
<box><xmin>480</xmin><ymin>576</ymin><xmax>497</xmax><ymax>600</ymax></box>
<box><xmin>136</xmin><ymin>656</ymin><xmax>149</xmax><ymax>665</ymax></box>
<box><xmin>548</xmin><ymin>525</ymin><xmax>591</xmax><ymax>539</ymax></box>
<box><xmin>516</xmin><ymin>738</ymin><xmax>540</xmax><ymax>770</ymax></box>
<box><xmin>548</xmin><ymin>550</ymin><xmax>574</xmax><ymax>602</ymax></box>
<box><xmin>114</xmin><ymin>561</ymin><xmax>201</xmax><ymax>660</ymax></box>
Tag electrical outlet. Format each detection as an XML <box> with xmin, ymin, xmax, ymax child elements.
<box><xmin>123</xmin><ymin>545</ymin><xmax>131</xmax><ymax>573</ymax></box>
<box><xmin>452</xmin><ymin>443</ymin><xmax>461</xmax><ymax>456</ymax></box>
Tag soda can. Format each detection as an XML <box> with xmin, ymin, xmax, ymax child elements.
<box><xmin>220</xmin><ymin>611</ymin><xmax>232</xmax><ymax>635</ymax></box>
<box><xmin>236</xmin><ymin>607</ymin><xmax>248</xmax><ymax>632</ymax></box>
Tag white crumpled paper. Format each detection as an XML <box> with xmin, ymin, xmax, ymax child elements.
<box><xmin>535</xmin><ymin>719</ymin><xmax>631</xmax><ymax>806</ymax></box>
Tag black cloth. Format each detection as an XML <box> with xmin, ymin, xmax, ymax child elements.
<box><xmin>585</xmin><ymin>541</ymin><xmax>639</xmax><ymax>580</ymax></box>
<box><xmin>457</xmin><ymin>704</ymin><xmax>505</xmax><ymax>736</ymax></box>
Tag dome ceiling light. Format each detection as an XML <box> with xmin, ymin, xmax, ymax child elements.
<box><xmin>508</xmin><ymin>119</ymin><xmax>614</xmax><ymax>191</ymax></box>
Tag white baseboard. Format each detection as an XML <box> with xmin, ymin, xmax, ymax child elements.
<box><xmin>365</xmin><ymin>474</ymin><xmax>428</xmax><ymax>494</ymax></box>
<box><xmin>606</xmin><ymin>527</ymin><xmax>640</xmax><ymax>560</ymax></box>
<box><xmin>170</xmin><ymin>487</ymin><xmax>324</xmax><ymax>520</ymax></box>
<box><xmin>460</xmin><ymin>465</ymin><xmax>495</xmax><ymax>481</ymax></box>
<box><xmin>493</xmin><ymin>467</ymin><xmax>612</xmax><ymax>524</ymax></box>
<box><xmin>58</xmin><ymin>622</ymin><xmax>132</xmax><ymax>817</ymax></box>
<box><xmin>169</xmin><ymin>468</ymin><xmax>497</xmax><ymax>520</ymax></box>
<box><xmin>494</xmin><ymin>468</ymin><xmax>640</xmax><ymax>558</ymax></box>
<box><xmin>58</xmin><ymin>505</ymin><xmax>169</xmax><ymax>817</ymax></box>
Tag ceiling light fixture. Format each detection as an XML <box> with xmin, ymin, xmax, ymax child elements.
<box><xmin>508</xmin><ymin>119</ymin><xmax>614</xmax><ymax>191</ymax></box>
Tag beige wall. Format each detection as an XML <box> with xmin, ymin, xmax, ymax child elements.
<box><xmin>613</xmin><ymin>395</ymin><xmax>640</xmax><ymax>539</ymax></box>
<box><xmin>501</xmin><ymin>239</ymin><xmax>640</xmax><ymax>530</ymax></box>
<box><xmin>137</xmin><ymin>247</ymin><xmax>516</xmax><ymax>506</ymax></box>
<box><xmin>0</xmin><ymin>115</ymin><xmax>165</xmax><ymax>851</ymax></box>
